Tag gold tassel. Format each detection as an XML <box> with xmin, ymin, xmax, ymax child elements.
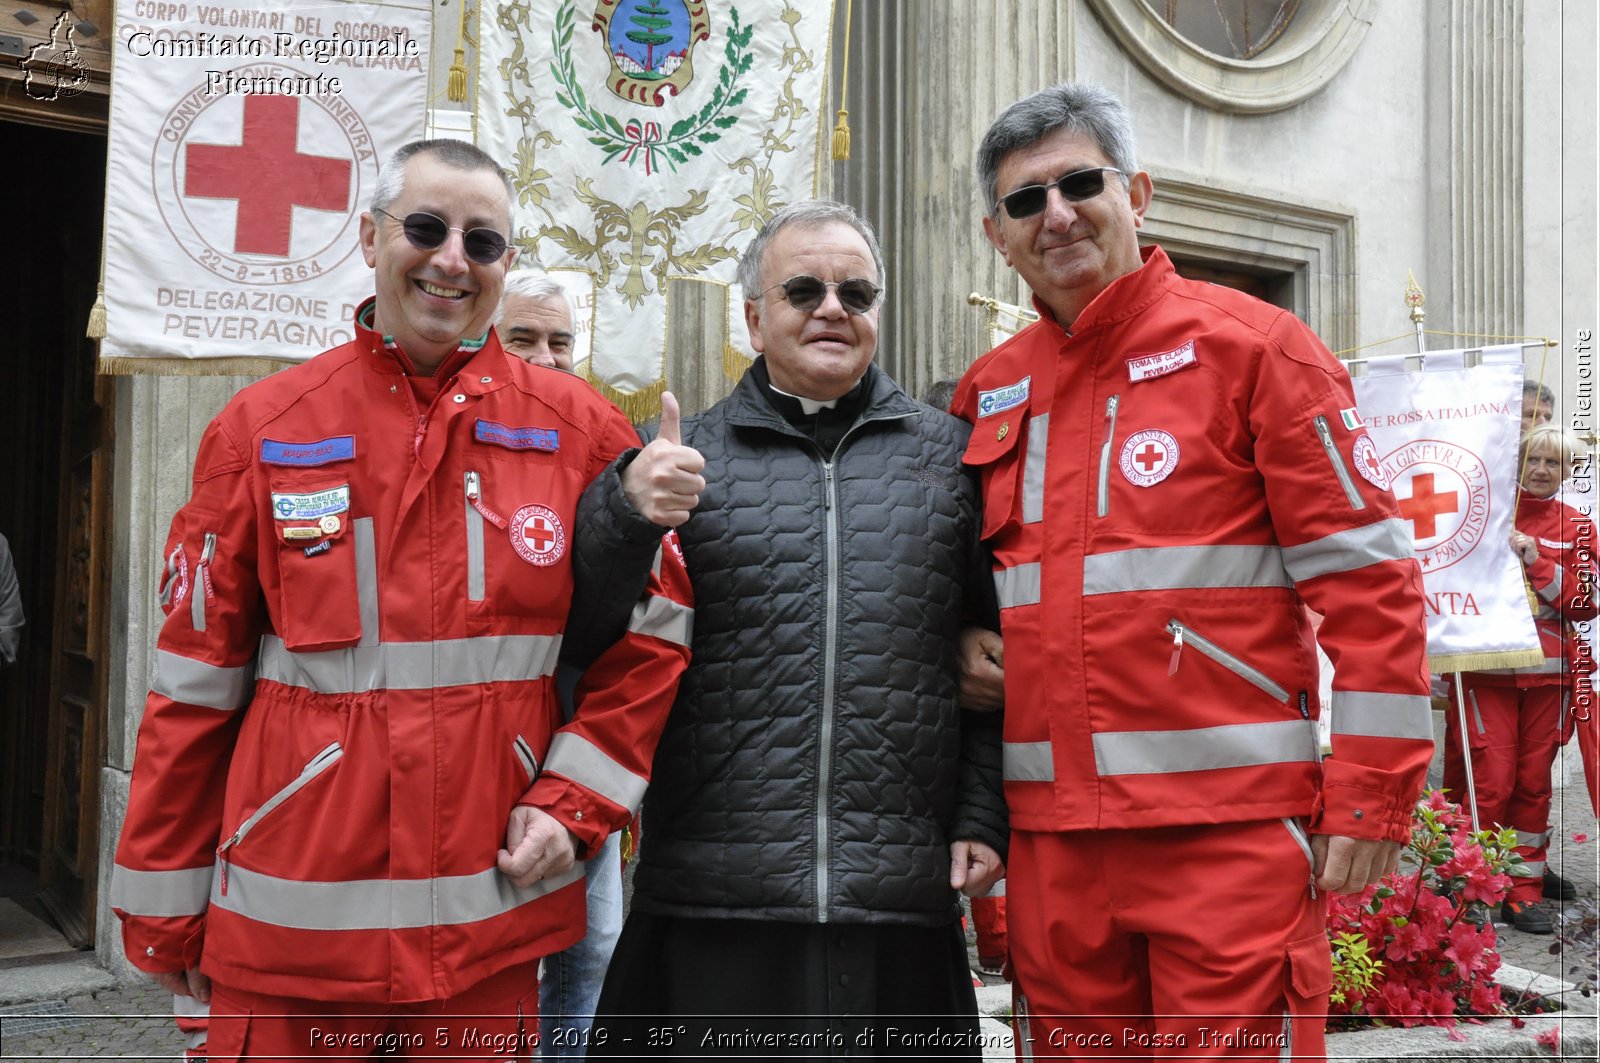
<box><xmin>86</xmin><ymin>282</ymin><xmax>107</xmax><ymax>339</ymax></box>
<box><xmin>832</xmin><ymin>0</ymin><xmax>854</xmax><ymax>161</ymax></box>
<box><xmin>446</xmin><ymin>2</ymin><xmax>470</xmax><ymax>103</ymax></box>
<box><xmin>723</xmin><ymin>343</ymin><xmax>753</xmax><ymax>383</ymax></box>
<box><xmin>447</xmin><ymin>47</ymin><xmax>468</xmax><ymax>102</ymax></box>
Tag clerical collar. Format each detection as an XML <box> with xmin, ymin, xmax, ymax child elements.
<box><xmin>767</xmin><ymin>382</ymin><xmax>839</xmax><ymax>414</ymax></box>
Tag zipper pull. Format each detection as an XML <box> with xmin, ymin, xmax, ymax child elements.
<box><xmin>1106</xmin><ymin>394</ymin><xmax>1119</xmax><ymax>420</ymax></box>
<box><xmin>1167</xmin><ymin>621</ymin><xmax>1184</xmax><ymax>675</ymax></box>
<box><xmin>823</xmin><ymin>464</ymin><xmax>834</xmax><ymax>510</ymax></box>
<box><xmin>216</xmin><ymin>832</ymin><xmax>240</xmax><ymax>896</ymax></box>
<box><xmin>198</xmin><ymin>532</ymin><xmax>217</xmax><ymax>602</ymax></box>
<box><xmin>465</xmin><ymin>471</ymin><xmax>508</xmax><ymax>529</ymax></box>
<box><xmin>414</xmin><ymin>415</ymin><xmax>428</xmax><ymax>458</ymax></box>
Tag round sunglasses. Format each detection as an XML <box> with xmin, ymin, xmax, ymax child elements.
<box><xmin>761</xmin><ymin>274</ymin><xmax>884</xmax><ymax>315</ymax></box>
<box><xmin>374</xmin><ymin>208</ymin><xmax>510</xmax><ymax>265</ymax></box>
<box><xmin>997</xmin><ymin>166</ymin><xmax>1127</xmax><ymax>220</ymax></box>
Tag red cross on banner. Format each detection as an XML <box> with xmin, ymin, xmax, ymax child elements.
<box><xmin>1398</xmin><ymin>472</ymin><xmax>1460</xmax><ymax>539</ymax></box>
<box><xmin>185</xmin><ymin>95</ymin><xmax>353</xmax><ymax>257</ymax></box>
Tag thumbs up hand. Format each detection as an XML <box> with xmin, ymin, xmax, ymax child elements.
<box><xmin>622</xmin><ymin>391</ymin><xmax>705</xmax><ymax>528</ymax></box>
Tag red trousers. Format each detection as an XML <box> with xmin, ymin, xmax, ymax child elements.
<box><xmin>1007</xmin><ymin>822</ymin><xmax>1330</xmax><ymax>1061</ymax></box>
<box><xmin>1443</xmin><ymin>680</ymin><xmax>1564</xmax><ymax>902</ymax></box>
<box><xmin>202</xmin><ymin>961</ymin><xmax>538</xmax><ymax>1061</ymax></box>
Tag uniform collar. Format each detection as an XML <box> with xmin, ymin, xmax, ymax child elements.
<box><xmin>350</xmin><ymin>296</ymin><xmax>508</xmax><ymax>394</ymax></box>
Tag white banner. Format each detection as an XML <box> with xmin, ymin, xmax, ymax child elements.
<box><xmin>101</xmin><ymin>0</ymin><xmax>431</xmax><ymax>371</ymax></box>
<box><xmin>476</xmin><ymin>0</ymin><xmax>833</xmax><ymax>414</ymax></box>
<box><xmin>1352</xmin><ymin>348</ymin><xmax>1542</xmax><ymax>671</ymax></box>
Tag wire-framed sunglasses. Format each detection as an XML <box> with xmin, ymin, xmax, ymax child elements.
<box><xmin>374</xmin><ymin>208</ymin><xmax>510</xmax><ymax>265</ymax></box>
<box><xmin>762</xmin><ymin>275</ymin><xmax>884</xmax><ymax>315</ymax></box>
<box><xmin>997</xmin><ymin>166</ymin><xmax>1127</xmax><ymax>220</ymax></box>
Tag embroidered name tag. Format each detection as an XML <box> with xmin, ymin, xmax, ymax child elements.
<box><xmin>977</xmin><ymin>377</ymin><xmax>1030</xmax><ymax>417</ymax></box>
<box><xmin>476</xmin><ymin>420</ymin><xmax>560</xmax><ymax>452</ymax></box>
<box><xmin>261</xmin><ymin>436</ymin><xmax>355</xmax><ymax>466</ymax></box>
<box><xmin>1126</xmin><ymin>340</ymin><xmax>1197</xmax><ymax>383</ymax></box>
<box><xmin>271</xmin><ymin>485</ymin><xmax>350</xmax><ymax>521</ymax></box>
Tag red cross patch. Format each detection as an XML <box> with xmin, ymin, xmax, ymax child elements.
<box><xmin>1119</xmin><ymin>429</ymin><xmax>1180</xmax><ymax>488</ymax></box>
<box><xmin>1352</xmin><ymin>434</ymin><xmax>1390</xmax><ymax>490</ymax></box>
<box><xmin>511</xmin><ymin>504</ymin><xmax>567</xmax><ymax>567</ymax></box>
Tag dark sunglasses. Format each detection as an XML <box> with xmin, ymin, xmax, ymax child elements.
<box><xmin>997</xmin><ymin>166</ymin><xmax>1126</xmax><ymax>220</ymax></box>
<box><xmin>374</xmin><ymin>208</ymin><xmax>510</xmax><ymax>264</ymax></box>
<box><xmin>762</xmin><ymin>275</ymin><xmax>884</xmax><ymax>315</ymax></box>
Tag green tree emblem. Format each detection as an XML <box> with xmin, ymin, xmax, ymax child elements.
<box><xmin>625</xmin><ymin>1</ymin><xmax>674</xmax><ymax>76</ymax></box>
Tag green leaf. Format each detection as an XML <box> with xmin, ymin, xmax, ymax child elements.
<box><xmin>713</xmin><ymin>115</ymin><xmax>739</xmax><ymax>129</ymax></box>
<box><xmin>666</xmin><ymin>146</ymin><xmax>687</xmax><ymax>164</ymax></box>
<box><xmin>668</xmin><ymin>118</ymin><xmax>695</xmax><ymax>140</ymax></box>
<box><xmin>682</xmin><ymin>141</ymin><xmax>703</xmax><ymax>156</ymax></box>
<box><xmin>606</xmin><ymin>113</ymin><xmax>625</xmax><ymax>136</ymax></box>
<box><xmin>696</xmin><ymin>132</ymin><xmax>718</xmax><ymax>145</ymax></box>
<box><xmin>727</xmin><ymin>89</ymin><xmax>748</xmax><ymax>109</ymax></box>
<box><xmin>556</xmin><ymin>93</ymin><xmax>574</xmax><ymax>110</ymax></box>
<box><xmin>588</xmin><ymin>136</ymin><xmax>614</xmax><ymax>149</ymax></box>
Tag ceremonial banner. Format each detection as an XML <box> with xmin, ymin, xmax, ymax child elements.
<box><xmin>100</xmin><ymin>0</ymin><xmax>431</xmax><ymax>372</ymax></box>
<box><xmin>1352</xmin><ymin>348</ymin><xmax>1542</xmax><ymax>671</ymax></box>
<box><xmin>476</xmin><ymin>0</ymin><xmax>834</xmax><ymax>416</ymax></box>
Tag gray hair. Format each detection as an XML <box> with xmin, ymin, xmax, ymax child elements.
<box><xmin>1522</xmin><ymin>379</ymin><xmax>1556</xmax><ymax>407</ymax></box>
<box><xmin>371</xmin><ymin>139</ymin><xmax>514</xmax><ymax>228</ymax></box>
<box><xmin>1522</xmin><ymin>423</ymin><xmax>1585</xmax><ymax>467</ymax></box>
<box><xmin>976</xmin><ymin>82</ymin><xmax>1139</xmax><ymax>217</ymax></box>
<box><xmin>497</xmin><ymin>270</ymin><xmax>577</xmax><ymax>327</ymax></box>
<box><xmin>736</xmin><ymin>200</ymin><xmax>886</xmax><ymax>301</ymax></box>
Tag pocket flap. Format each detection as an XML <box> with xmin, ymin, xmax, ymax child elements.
<box><xmin>1286</xmin><ymin>931</ymin><xmax>1333</xmax><ymax>998</ymax></box>
<box><xmin>962</xmin><ymin>413</ymin><xmax>1027</xmax><ymax>468</ymax></box>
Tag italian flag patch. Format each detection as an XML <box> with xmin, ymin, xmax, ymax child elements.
<box><xmin>1340</xmin><ymin>407</ymin><xmax>1362</xmax><ymax>430</ymax></box>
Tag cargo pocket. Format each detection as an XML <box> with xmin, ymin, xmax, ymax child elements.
<box><xmin>962</xmin><ymin>411</ymin><xmax>1028</xmax><ymax>541</ymax></box>
<box><xmin>272</xmin><ymin>498</ymin><xmax>374</xmax><ymax>653</ymax></box>
<box><xmin>201</xmin><ymin>1000</ymin><xmax>251</xmax><ymax>1063</ymax></box>
<box><xmin>1281</xmin><ymin>931</ymin><xmax>1333</xmax><ymax>1059</ymax></box>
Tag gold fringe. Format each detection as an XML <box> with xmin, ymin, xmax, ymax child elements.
<box><xmin>722</xmin><ymin>344</ymin><xmax>753</xmax><ymax>383</ymax></box>
<box><xmin>586</xmin><ymin>374</ymin><xmax>668</xmax><ymax>426</ymax></box>
<box><xmin>86</xmin><ymin>283</ymin><xmax>107</xmax><ymax>339</ymax></box>
<box><xmin>1428</xmin><ymin>648</ymin><xmax>1547</xmax><ymax>673</ymax></box>
<box><xmin>620</xmin><ymin>823</ymin><xmax>635</xmax><ymax>864</ymax></box>
<box><xmin>447</xmin><ymin>48</ymin><xmax>468</xmax><ymax>102</ymax></box>
<box><xmin>97</xmin><ymin>356</ymin><xmax>295</xmax><ymax>378</ymax></box>
<box><xmin>831</xmin><ymin>109</ymin><xmax>850</xmax><ymax>161</ymax></box>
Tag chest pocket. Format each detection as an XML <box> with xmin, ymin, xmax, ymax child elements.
<box><xmin>460</xmin><ymin>454</ymin><xmax>589</xmax><ymax>624</ymax></box>
<box><xmin>267</xmin><ymin>474</ymin><xmax>369</xmax><ymax>653</ymax></box>
<box><xmin>962</xmin><ymin>410</ymin><xmax>1030</xmax><ymax>542</ymax></box>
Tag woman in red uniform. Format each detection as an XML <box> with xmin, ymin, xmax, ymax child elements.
<box><xmin>1445</xmin><ymin>423</ymin><xmax>1595</xmax><ymax>933</ymax></box>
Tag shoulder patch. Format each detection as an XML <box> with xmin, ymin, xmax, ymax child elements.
<box><xmin>476</xmin><ymin>419</ymin><xmax>560</xmax><ymax>452</ymax></box>
<box><xmin>976</xmin><ymin>376</ymin><xmax>1030</xmax><ymax>418</ymax></box>
<box><xmin>260</xmin><ymin>436</ymin><xmax>355</xmax><ymax>466</ymax></box>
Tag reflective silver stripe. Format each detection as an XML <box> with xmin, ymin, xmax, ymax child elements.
<box><xmin>1003</xmin><ymin>741</ymin><xmax>1055</xmax><ymax>782</ymax></box>
<box><xmin>152</xmin><ymin>651</ymin><xmax>255</xmax><ymax>710</ymax></box>
<box><xmin>1022</xmin><ymin>413</ymin><xmax>1048</xmax><ymax>524</ymax></box>
<box><xmin>1281</xmin><ymin>519</ymin><xmax>1414</xmax><ymax>583</ymax></box>
<box><xmin>1084</xmin><ymin>545</ymin><xmax>1289</xmax><ymax>596</ymax></box>
<box><xmin>465</xmin><ymin>475</ymin><xmax>485</xmax><ymax>603</ymax></box>
<box><xmin>1470</xmin><ymin>690</ymin><xmax>1486</xmax><ymax>734</ymax></box>
<box><xmin>995</xmin><ymin>563</ymin><xmax>1042</xmax><ymax>609</ymax></box>
<box><xmin>1537</xmin><ymin>566</ymin><xmax>1563</xmax><ymax>603</ymax></box>
<box><xmin>354</xmin><ymin>517</ymin><xmax>378</xmax><ymax>648</ymax></box>
<box><xmin>1509</xmin><ymin>859</ymin><xmax>1546</xmax><ymax>877</ymax></box>
<box><xmin>651</xmin><ymin>544</ymin><xmax>663</xmax><ymax>579</ymax></box>
<box><xmin>1279</xmin><ymin>1010</ymin><xmax>1293</xmax><ymax>1061</ymax></box>
<box><xmin>211</xmin><ymin>860</ymin><xmax>583</xmax><ymax>930</ymax></box>
<box><xmin>256</xmin><ymin>633</ymin><xmax>561</xmax><ymax>694</ymax></box>
<box><xmin>987</xmin><ymin>878</ymin><xmax>1007</xmax><ymax>898</ymax></box>
<box><xmin>544</xmin><ymin>732</ymin><xmax>648</xmax><ymax>811</ymax></box>
<box><xmin>627</xmin><ymin>594</ymin><xmax>693</xmax><ymax>647</ymax></box>
<box><xmin>1094</xmin><ymin>720</ymin><xmax>1317</xmax><ymax>776</ymax></box>
<box><xmin>1514</xmin><ymin>828</ymin><xmax>1552</xmax><ymax>848</ymax></box>
<box><xmin>1329</xmin><ymin>691</ymin><xmax>1435</xmax><ymax>741</ymax></box>
<box><xmin>110</xmin><ymin>864</ymin><xmax>214</xmax><ymax>917</ymax></box>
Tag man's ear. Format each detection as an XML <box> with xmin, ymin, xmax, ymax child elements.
<box><xmin>359</xmin><ymin>212</ymin><xmax>378</xmax><ymax>268</ymax></box>
<box><xmin>1127</xmin><ymin>170</ymin><xmax>1154</xmax><ymax>228</ymax></box>
<box><xmin>743</xmin><ymin>297</ymin><xmax>767</xmax><ymax>353</ymax></box>
<box><xmin>982</xmin><ymin>213</ymin><xmax>1011</xmax><ymax>266</ymax></box>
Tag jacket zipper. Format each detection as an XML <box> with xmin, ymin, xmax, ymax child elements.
<box><xmin>1468</xmin><ymin>689</ymin><xmax>1486</xmax><ymax>735</ymax></box>
<box><xmin>192</xmin><ymin>532</ymin><xmax>217</xmax><ymax>632</ymax></box>
<box><xmin>809</xmin><ymin>410</ymin><xmax>916</xmax><ymax>923</ymax></box>
<box><xmin>514</xmin><ymin>734</ymin><xmax>539</xmax><ymax>784</ymax></box>
<box><xmin>1097</xmin><ymin>394</ymin><xmax>1120</xmax><ymax>518</ymax></box>
<box><xmin>1166</xmin><ymin>619</ymin><xmax>1289</xmax><ymax>702</ymax></box>
<box><xmin>1314</xmin><ymin>415</ymin><xmax>1366</xmax><ymax>511</ymax></box>
<box><xmin>463</xmin><ymin>471</ymin><xmax>507</xmax><ymax>602</ymax></box>
<box><xmin>216</xmin><ymin>742</ymin><xmax>343</xmax><ymax>895</ymax></box>
<box><xmin>1281</xmin><ymin>816</ymin><xmax>1318</xmax><ymax>899</ymax></box>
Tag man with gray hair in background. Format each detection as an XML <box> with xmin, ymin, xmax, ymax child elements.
<box><xmin>499</xmin><ymin>269</ymin><xmax>581</xmax><ymax>373</ymax></box>
<box><xmin>581</xmin><ymin>199</ymin><xmax>1007</xmax><ymax>1055</ymax></box>
<box><xmin>954</xmin><ymin>83</ymin><xmax>1434</xmax><ymax>1058</ymax></box>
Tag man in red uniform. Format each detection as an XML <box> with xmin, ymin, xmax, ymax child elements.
<box><xmin>954</xmin><ymin>84</ymin><xmax>1435</xmax><ymax>1059</ymax></box>
<box><xmin>110</xmin><ymin>139</ymin><xmax>701</xmax><ymax>1058</ymax></box>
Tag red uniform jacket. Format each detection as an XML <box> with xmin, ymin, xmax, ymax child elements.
<box><xmin>111</xmin><ymin>302</ymin><xmax>691</xmax><ymax>1002</ymax></box>
<box><xmin>953</xmin><ymin>247</ymin><xmax>1433</xmax><ymax>843</ymax></box>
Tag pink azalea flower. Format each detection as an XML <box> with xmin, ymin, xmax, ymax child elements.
<box><xmin>1573</xmin><ymin>832</ymin><xmax>1589</xmax><ymax>844</ymax></box>
<box><xmin>1535</xmin><ymin>1026</ymin><xmax>1560</xmax><ymax>1052</ymax></box>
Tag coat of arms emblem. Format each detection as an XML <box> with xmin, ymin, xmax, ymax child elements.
<box><xmin>592</xmin><ymin>0</ymin><xmax>710</xmax><ymax>106</ymax></box>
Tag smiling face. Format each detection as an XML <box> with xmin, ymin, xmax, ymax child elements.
<box><xmin>982</xmin><ymin>126</ymin><xmax>1152</xmax><ymax>327</ymax></box>
<box><xmin>499</xmin><ymin>293</ymin><xmax>575</xmax><ymax>371</ymax></box>
<box><xmin>359</xmin><ymin>152</ymin><xmax>515</xmax><ymax>374</ymax></box>
<box><xmin>1521</xmin><ymin>440</ymin><xmax>1569</xmax><ymax>499</ymax></box>
<box><xmin>744</xmin><ymin>220</ymin><xmax>880</xmax><ymax>402</ymax></box>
